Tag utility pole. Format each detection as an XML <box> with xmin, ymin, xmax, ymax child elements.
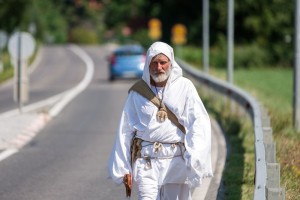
<box><xmin>294</xmin><ymin>0</ymin><xmax>300</xmax><ymax>132</ymax></box>
<box><xmin>203</xmin><ymin>0</ymin><xmax>209</xmax><ymax>73</ymax></box>
<box><xmin>227</xmin><ymin>0</ymin><xmax>234</xmax><ymax>84</ymax></box>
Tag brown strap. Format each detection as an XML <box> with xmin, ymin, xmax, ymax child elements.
<box><xmin>128</xmin><ymin>79</ymin><xmax>186</xmax><ymax>134</ymax></box>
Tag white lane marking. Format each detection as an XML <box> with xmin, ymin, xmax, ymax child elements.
<box><xmin>0</xmin><ymin>149</ymin><xmax>18</xmax><ymax>162</ymax></box>
<box><xmin>48</xmin><ymin>45</ymin><xmax>95</xmax><ymax>117</ymax></box>
<box><xmin>0</xmin><ymin>45</ymin><xmax>95</xmax><ymax>162</ymax></box>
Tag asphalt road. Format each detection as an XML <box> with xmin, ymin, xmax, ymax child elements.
<box><xmin>0</xmin><ymin>45</ymin><xmax>225</xmax><ymax>200</ymax></box>
<box><xmin>0</xmin><ymin>45</ymin><xmax>139</xmax><ymax>199</ymax></box>
<box><xmin>0</xmin><ymin>45</ymin><xmax>85</xmax><ymax>113</ymax></box>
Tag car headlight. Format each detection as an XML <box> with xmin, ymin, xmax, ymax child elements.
<box><xmin>139</xmin><ymin>62</ymin><xmax>145</xmax><ymax>70</ymax></box>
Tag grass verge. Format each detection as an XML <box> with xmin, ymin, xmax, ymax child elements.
<box><xmin>208</xmin><ymin>67</ymin><xmax>300</xmax><ymax>199</ymax></box>
<box><xmin>180</xmin><ymin>45</ymin><xmax>300</xmax><ymax>199</ymax></box>
<box><xmin>199</xmin><ymin>89</ymin><xmax>255</xmax><ymax>200</ymax></box>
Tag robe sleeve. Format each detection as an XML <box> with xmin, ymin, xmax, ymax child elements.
<box><xmin>107</xmin><ymin>93</ymin><xmax>136</xmax><ymax>184</ymax></box>
<box><xmin>182</xmin><ymin>81</ymin><xmax>213</xmax><ymax>187</ymax></box>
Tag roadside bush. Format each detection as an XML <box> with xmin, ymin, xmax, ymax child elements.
<box><xmin>131</xmin><ymin>29</ymin><xmax>153</xmax><ymax>49</ymax></box>
<box><xmin>0</xmin><ymin>51</ymin><xmax>13</xmax><ymax>83</ymax></box>
<box><xmin>234</xmin><ymin>45</ymin><xmax>270</xmax><ymax>68</ymax></box>
<box><xmin>210</xmin><ymin>44</ymin><xmax>270</xmax><ymax>69</ymax></box>
<box><xmin>177</xmin><ymin>46</ymin><xmax>202</xmax><ymax>66</ymax></box>
<box><xmin>69</xmin><ymin>26</ymin><xmax>99</xmax><ymax>44</ymax></box>
<box><xmin>179</xmin><ymin>44</ymin><xmax>270</xmax><ymax>70</ymax></box>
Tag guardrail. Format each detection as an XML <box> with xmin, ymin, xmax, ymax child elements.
<box><xmin>176</xmin><ymin>58</ymin><xmax>285</xmax><ymax>200</ymax></box>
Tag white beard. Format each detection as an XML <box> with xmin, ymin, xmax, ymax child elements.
<box><xmin>151</xmin><ymin>68</ymin><xmax>171</xmax><ymax>83</ymax></box>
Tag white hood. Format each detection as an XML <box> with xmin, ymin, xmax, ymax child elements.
<box><xmin>142</xmin><ymin>41</ymin><xmax>183</xmax><ymax>89</ymax></box>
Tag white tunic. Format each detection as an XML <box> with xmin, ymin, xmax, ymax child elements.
<box><xmin>108</xmin><ymin>42</ymin><xmax>213</xmax><ymax>188</ymax></box>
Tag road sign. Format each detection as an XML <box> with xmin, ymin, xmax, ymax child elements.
<box><xmin>8</xmin><ymin>32</ymin><xmax>35</xmax><ymax>60</ymax></box>
<box><xmin>171</xmin><ymin>24</ymin><xmax>187</xmax><ymax>45</ymax></box>
<box><xmin>148</xmin><ymin>18</ymin><xmax>162</xmax><ymax>40</ymax></box>
<box><xmin>8</xmin><ymin>32</ymin><xmax>35</xmax><ymax>112</ymax></box>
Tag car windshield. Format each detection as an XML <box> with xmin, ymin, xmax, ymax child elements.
<box><xmin>115</xmin><ymin>51</ymin><xmax>143</xmax><ymax>56</ymax></box>
<box><xmin>114</xmin><ymin>45</ymin><xmax>144</xmax><ymax>56</ymax></box>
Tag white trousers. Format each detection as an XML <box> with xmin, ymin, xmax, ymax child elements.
<box><xmin>137</xmin><ymin>183</ymin><xmax>192</xmax><ymax>200</ymax></box>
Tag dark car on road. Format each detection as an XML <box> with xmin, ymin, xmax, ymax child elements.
<box><xmin>108</xmin><ymin>44</ymin><xmax>145</xmax><ymax>81</ymax></box>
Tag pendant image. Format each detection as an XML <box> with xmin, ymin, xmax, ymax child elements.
<box><xmin>156</xmin><ymin>107</ymin><xmax>168</xmax><ymax>122</ymax></box>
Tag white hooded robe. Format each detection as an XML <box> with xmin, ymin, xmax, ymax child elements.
<box><xmin>108</xmin><ymin>42</ymin><xmax>213</xmax><ymax>188</ymax></box>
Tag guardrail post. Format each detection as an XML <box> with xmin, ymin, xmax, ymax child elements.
<box><xmin>266</xmin><ymin>187</ymin><xmax>285</xmax><ymax>200</ymax></box>
<box><xmin>264</xmin><ymin>143</ymin><xmax>276</xmax><ymax>163</ymax></box>
<box><xmin>263</xmin><ymin>127</ymin><xmax>273</xmax><ymax>143</ymax></box>
<box><xmin>266</xmin><ymin>163</ymin><xmax>280</xmax><ymax>188</ymax></box>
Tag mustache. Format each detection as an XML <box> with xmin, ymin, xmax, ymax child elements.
<box><xmin>150</xmin><ymin>68</ymin><xmax>171</xmax><ymax>82</ymax></box>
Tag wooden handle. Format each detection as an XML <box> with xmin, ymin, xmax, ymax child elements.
<box><xmin>123</xmin><ymin>174</ymin><xmax>132</xmax><ymax>197</ymax></box>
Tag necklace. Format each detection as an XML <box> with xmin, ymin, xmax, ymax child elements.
<box><xmin>154</xmin><ymin>85</ymin><xmax>168</xmax><ymax>122</ymax></box>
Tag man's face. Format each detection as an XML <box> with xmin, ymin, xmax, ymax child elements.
<box><xmin>149</xmin><ymin>54</ymin><xmax>171</xmax><ymax>83</ymax></box>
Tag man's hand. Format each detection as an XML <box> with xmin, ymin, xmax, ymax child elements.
<box><xmin>123</xmin><ymin>174</ymin><xmax>132</xmax><ymax>197</ymax></box>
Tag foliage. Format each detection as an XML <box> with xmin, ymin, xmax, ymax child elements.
<box><xmin>69</xmin><ymin>26</ymin><xmax>99</xmax><ymax>44</ymax></box>
<box><xmin>102</xmin><ymin>0</ymin><xmax>294</xmax><ymax>66</ymax></box>
<box><xmin>31</xmin><ymin>0</ymin><xmax>68</xmax><ymax>43</ymax></box>
<box><xmin>210</xmin><ymin>0</ymin><xmax>294</xmax><ymax>66</ymax></box>
<box><xmin>179</xmin><ymin>44</ymin><xmax>270</xmax><ymax>70</ymax></box>
<box><xmin>177</xmin><ymin>46</ymin><xmax>202</xmax><ymax>66</ymax></box>
<box><xmin>0</xmin><ymin>51</ymin><xmax>13</xmax><ymax>84</ymax></box>
<box><xmin>0</xmin><ymin>0</ymin><xmax>105</xmax><ymax>44</ymax></box>
<box><xmin>0</xmin><ymin>0</ymin><xmax>296</xmax><ymax>63</ymax></box>
<box><xmin>131</xmin><ymin>29</ymin><xmax>153</xmax><ymax>48</ymax></box>
<box><xmin>0</xmin><ymin>0</ymin><xmax>30</xmax><ymax>33</ymax></box>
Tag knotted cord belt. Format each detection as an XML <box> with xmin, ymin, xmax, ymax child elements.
<box><xmin>130</xmin><ymin>137</ymin><xmax>185</xmax><ymax>167</ymax></box>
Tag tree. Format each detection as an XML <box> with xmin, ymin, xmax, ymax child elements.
<box><xmin>0</xmin><ymin>0</ymin><xmax>30</xmax><ymax>33</ymax></box>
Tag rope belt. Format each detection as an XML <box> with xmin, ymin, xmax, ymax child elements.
<box><xmin>130</xmin><ymin>137</ymin><xmax>185</xmax><ymax>167</ymax></box>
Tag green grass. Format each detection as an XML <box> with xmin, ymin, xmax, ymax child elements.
<box><xmin>233</xmin><ymin>67</ymin><xmax>300</xmax><ymax>200</ymax></box>
<box><xmin>234</xmin><ymin>68</ymin><xmax>292</xmax><ymax>114</ymax></box>
<box><xmin>179</xmin><ymin>45</ymin><xmax>299</xmax><ymax>199</ymax></box>
<box><xmin>0</xmin><ymin>52</ymin><xmax>14</xmax><ymax>84</ymax></box>
<box><xmin>207</xmin><ymin>67</ymin><xmax>300</xmax><ymax>200</ymax></box>
<box><xmin>201</xmin><ymin>91</ymin><xmax>255</xmax><ymax>200</ymax></box>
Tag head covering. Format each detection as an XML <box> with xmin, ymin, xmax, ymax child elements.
<box><xmin>142</xmin><ymin>42</ymin><xmax>182</xmax><ymax>88</ymax></box>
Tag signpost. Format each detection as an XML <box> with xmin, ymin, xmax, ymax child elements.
<box><xmin>171</xmin><ymin>24</ymin><xmax>187</xmax><ymax>46</ymax></box>
<box><xmin>171</xmin><ymin>23</ymin><xmax>187</xmax><ymax>57</ymax></box>
<box><xmin>8</xmin><ymin>32</ymin><xmax>35</xmax><ymax>113</ymax></box>
<box><xmin>148</xmin><ymin>18</ymin><xmax>162</xmax><ymax>41</ymax></box>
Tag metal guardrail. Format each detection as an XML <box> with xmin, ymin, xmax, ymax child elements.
<box><xmin>176</xmin><ymin>58</ymin><xmax>285</xmax><ymax>200</ymax></box>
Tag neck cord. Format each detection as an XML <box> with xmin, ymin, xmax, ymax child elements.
<box><xmin>154</xmin><ymin>84</ymin><xmax>165</xmax><ymax>109</ymax></box>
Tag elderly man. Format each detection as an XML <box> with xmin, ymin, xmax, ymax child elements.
<box><xmin>108</xmin><ymin>41</ymin><xmax>212</xmax><ymax>200</ymax></box>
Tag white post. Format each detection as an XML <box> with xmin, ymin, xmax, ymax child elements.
<box><xmin>227</xmin><ymin>0</ymin><xmax>234</xmax><ymax>84</ymax></box>
<box><xmin>203</xmin><ymin>0</ymin><xmax>209</xmax><ymax>73</ymax></box>
<box><xmin>294</xmin><ymin>0</ymin><xmax>300</xmax><ymax>131</ymax></box>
